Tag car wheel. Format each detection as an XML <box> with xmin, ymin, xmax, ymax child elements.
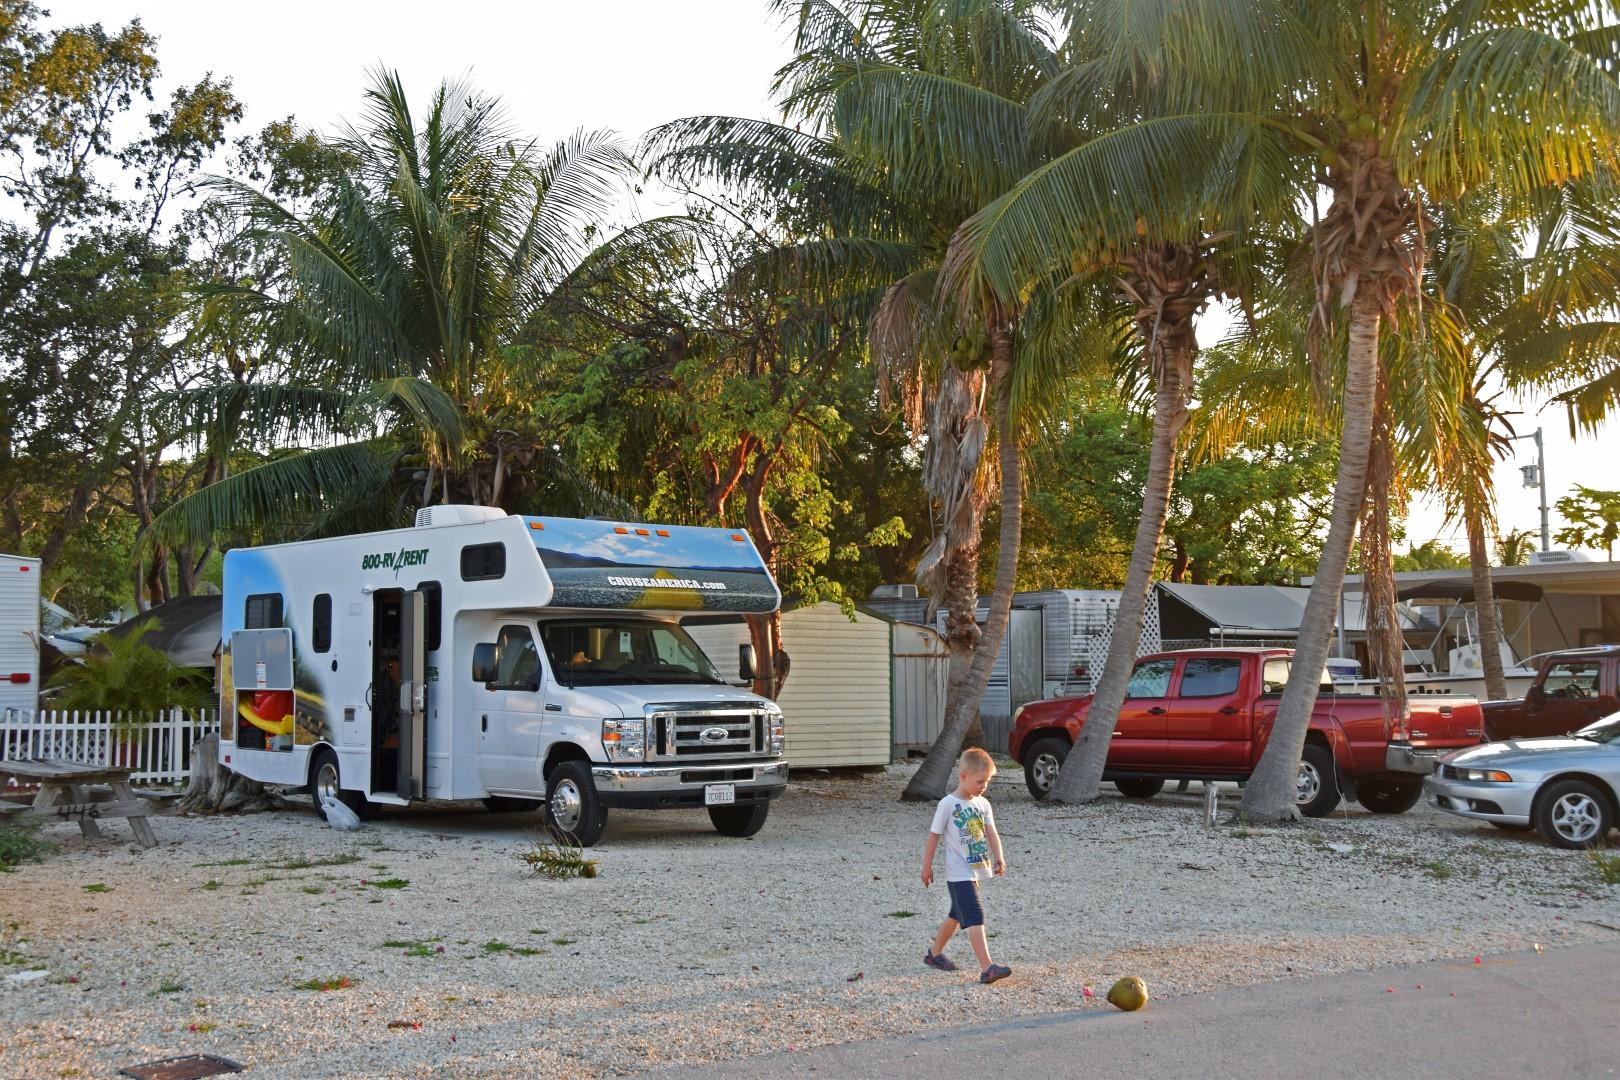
<box><xmin>1534</xmin><ymin>779</ymin><xmax>1615</xmax><ymax>849</ymax></box>
<box><xmin>1114</xmin><ymin>777</ymin><xmax>1165</xmax><ymax>799</ymax></box>
<box><xmin>483</xmin><ymin>796</ymin><xmax>543</xmax><ymax>814</ymax></box>
<box><xmin>1355</xmin><ymin>777</ymin><xmax>1424</xmax><ymax>814</ymax></box>
<box><xmin>309</xmin><ymin>747</ymin><xmax>377</xmax><ymax>821</ymax></box>
<box><xmin>545</xmin><ymin>761</ymin><xmax>607</xmax><ymax>846</ymax></box>
<box><xmin>709</xmin><ymin>802</ymin><xmax>770</xmax><ymax>837</ymax></box>
<box><xmin>1296</xmin><ymin>744</ymin><xmax>1342</xmax><ymax>817</ymax></box>
<box><xmin>1023</xmin><ymin>737</ymin><xmax>1069</xmax><ymax>800</ymax></box>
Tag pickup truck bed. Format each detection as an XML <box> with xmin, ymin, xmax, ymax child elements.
<box><xmin>1010</xmin><ymin>647</ymin><xmax>1484</xmax><ymax>816</ymax></box>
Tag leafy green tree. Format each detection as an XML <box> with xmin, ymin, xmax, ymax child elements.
<box><xmin>1556</xmin><ymin>485</ymin><xmax>1620</xmax><ymax>559</ymax></box>
<box><xmin>1392</xmin><ymin>540</ymin><xmax>1470</xmax><ymax>572</ymax></box>
<box><xmin>46</xmin><ymin>622</ymin><xmax>212</xmax><ymax>711</ymax></box>
<box><xmin>1496</xmin><ymin>528</ymin><xmax>1537</xmax><ymax>567</ymax></box>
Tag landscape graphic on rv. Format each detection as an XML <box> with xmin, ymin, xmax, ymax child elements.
<box><xmin>221</xmin><ymin>549</ymin><xmax>332</xmax><ymax>746</ymax></box>
<box><xmin>528</xmin><ymin>518</ymin><xmax>778</xmax><ymax>612</ymax></box>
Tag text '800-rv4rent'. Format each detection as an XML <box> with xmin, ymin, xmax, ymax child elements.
<box><xmin>219</xmin><ymin>506</ymin><xmax>787</xmax><ymax>844</ymax></box>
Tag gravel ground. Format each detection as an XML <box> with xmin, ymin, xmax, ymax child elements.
<box><xmin>4</xmin><ymin>765</ymin><xmax>1619</xmax><ymax>1078</ymax></box>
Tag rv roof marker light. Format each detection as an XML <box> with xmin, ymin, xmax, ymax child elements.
<box><xmin>529</xmin><ymin>521</ymin><xmax>545</xmax><ymax>531</ymax></box>
<box><xmin>614</xmin><ymin>527</ymin><xmax>630</xmax><ymax>535</ymax></box>
<box><xmin>634</xmin><ymin>528</ymin><xmax>650</xmax><ymax>536</ymax></box>
<box><xmin>656</xmin><ymin>529</ymin><xmax>670</xmax><ymax>537</ymax></box>
<box><xmin>731</xmin><ymin>534</ymin><xmax>745</xmax><ymax>542</ymax></box>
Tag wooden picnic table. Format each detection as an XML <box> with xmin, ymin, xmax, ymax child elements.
<box><xmin>0</xmin><ymin>759</ymin><xmax>160</xmax><ymax>848</ymax></box>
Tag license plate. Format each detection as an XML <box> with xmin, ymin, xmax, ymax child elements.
<box><xmin>704</xmin><ymin>783</ymin><xmax>736</xmax><ymax>806</ymax></box>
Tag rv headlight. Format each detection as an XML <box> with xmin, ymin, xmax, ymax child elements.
<box><xmin>764</xmin><ymin>702</ymin><xmax>785</xmax><ymax>755</ymax></box>
<box><xmin>601</xmin><ymin>718</ymin><xmax>646</xmax><ymax>762</ymax></box>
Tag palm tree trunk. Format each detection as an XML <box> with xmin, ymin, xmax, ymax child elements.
<box><xmin>1466</xmin><ymin>507</ymin><xmax>1509</xmax><ymax>701</ymax></box>
<box><xmin>1049</xmin><ymin>351</ymin><xmax>1188</xmax><ymax>802</ymax></box>
<box><xmin>1243</xmin><ymin>288</ymin><xmax>1381</xmax><ymax>821</ymax></box>
<box><xmin>940</xmin><ymin>543</ymin><xmax>986</xmax><ymax>748</ymax></box>
<box><xmin>902</xmin><ymin>327</ymin><xmax>1020</xmax><ymax>800</ymax></box>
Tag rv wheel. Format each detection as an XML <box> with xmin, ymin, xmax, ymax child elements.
<box><xmin>545</xmin><ymin>761</ymin><xmax>607</xmax><ymax>846</ymax></box>
<box><xmin>309</xmin><ymin>748</ymin><xmax>378</xmax><ymax>820</ymax></box>
<box><xmin>709</xmin><ymin>802</ymin><xmax>769</xmax><ymax>837</ymax></box>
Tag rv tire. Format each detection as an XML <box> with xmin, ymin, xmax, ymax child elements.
<box><xmin>709</xmin><ymin>802</ymin><xmax>769</xmax><ymax>837</ymax></box>
<box><xmin>546</xmin><ymin>761</ymin><xmax>607</xmax><ymax>846</ymax></box>
<box><xmin>310</xmin><ymin>748</ymin><xmax>378</xmax><ymax>821</ymax></box>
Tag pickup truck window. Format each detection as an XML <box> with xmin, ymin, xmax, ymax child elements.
<box><xmin>1544</xmin><ymin>660</ymin><xmax>1603</xmax><ymax>699</ymax></box>
<box><xmin>1262</xmin><ymin>659</ymin><xmax>1290</xmax><ymax>694</ymax></box>
<box><xmin>1181</xmin><ymin>658</ymin><xmax>1241</xmax><ymax>697</ymax></box>
<box><xmin>1126</xmin><ymin>658</ymin><xmax>1176</xmax><ymax>698</ymax></box>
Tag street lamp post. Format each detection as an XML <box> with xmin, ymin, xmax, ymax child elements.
<box><xmin>1511</xmin><ymin>428</ymin><xmax>1551</xmax><ymax>552</ymax></box>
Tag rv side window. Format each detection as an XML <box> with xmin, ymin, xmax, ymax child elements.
<box><xmin>417</xmin><ymin>581</ymin><xmax>442</xmax><ymax>651</ymax></box>
<box><xmin>312</xmin><ymin>594</ymin><xmax>332</xmax><ymax>653</ymax></box>
<box><xmin>245</xmin><ymin>593</ymin><xmax>283</xmax><ymax>629</ymax></box>
<box><xmin>460</xmin><ymin>543</ymin><xmax>506</xmax><ymax>581</ymax></box>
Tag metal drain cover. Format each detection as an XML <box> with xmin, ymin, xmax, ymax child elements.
<box><xmin>120</xmin><ymin>1053</ymin><xmax>244</xmax><ymax>1079</ymax></box>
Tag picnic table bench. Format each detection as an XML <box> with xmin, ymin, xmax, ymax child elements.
<box><xmin>0</xmin><ymin>759</ymin><xmax>161</xmax><ymax>848</ymax></box>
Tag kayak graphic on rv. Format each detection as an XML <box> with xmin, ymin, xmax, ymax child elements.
<box><xmin>219</xmin><ymin>506</ymin><xmax>787</xmax><ymax>844</ymax></box>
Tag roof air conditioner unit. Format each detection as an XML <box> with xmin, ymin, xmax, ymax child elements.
<box><xmin>414</xmin><ymin>505</ymin><xmax>509</xmax><ymax>528</ymax></box>
<box><xmin>1529</xmin><ymin>549</ymin><xmax>1594</xmax><ymax>565</ymax></box>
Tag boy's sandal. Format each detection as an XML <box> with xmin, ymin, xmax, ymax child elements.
<box><xmin>923</xmin><ymin>950</ymin><xmax>958</xmax><ymax>971</ymax></box>
<box><xmin>979</xmin><ymin>964</ymin><xmax>1012</xmax><ymax>985</ymax></box>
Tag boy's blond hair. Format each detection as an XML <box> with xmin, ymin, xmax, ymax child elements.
<box><xmin>958</xmin><ymin>747</ymin><xmax>996</xmax><ymax>776</ymax></box>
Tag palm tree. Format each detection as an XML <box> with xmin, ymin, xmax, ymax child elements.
<box><xmin>149</xmin><ymin>70</ymin><xmax>647</xmax><ymax>548</ymax></box>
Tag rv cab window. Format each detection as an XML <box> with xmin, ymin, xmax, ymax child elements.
<box><xmin>489</xmin><ymin>624</ymin><xmax>540</xmax><ymax>690</ymax></box>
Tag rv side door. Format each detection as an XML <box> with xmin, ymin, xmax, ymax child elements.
<box><xmin>396</xmin><ymin>590</ymin><xmax>427</xmax><ymax>799</ymax></box>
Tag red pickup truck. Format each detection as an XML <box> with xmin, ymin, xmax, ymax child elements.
<box><xmin>1481</xmin><ymin>645</ymin><xmax>1620</xmax><ymax>741</ymax></box>
<box><xmin>1010</xmin><ymin>648</ymin><xmax>1484</xmax><ymax>816</ymax></box>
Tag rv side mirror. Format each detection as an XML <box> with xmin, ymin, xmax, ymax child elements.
<box><xmin>1526</xmin><ymin>684</ymin><xmax>1545</xmax><ymax>708</ymax></box>
<box><xmin>739</xmin><ymin>643</ymin><xmax>757</xmax><ymax>683</ymax></box>
<box><xmin>471</xmin><ymin>642</ymin><xmax>497</xmax><ymax>685</ymax></box>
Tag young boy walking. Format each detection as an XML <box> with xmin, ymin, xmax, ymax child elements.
<box><xmin>920</xmin><ymin>747</ymin><xmax>1011</xmax><ymax>984</ymax></box>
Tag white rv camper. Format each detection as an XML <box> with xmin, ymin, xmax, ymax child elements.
<box><xmin>219</xmin><ymin>507</ymin><xmax>787</xmax><ymax>844</ymax></box>
<box><xmin>0</xmin><ymin>554</ymin><xmax>42</xmax><ymax>716</ymax></box>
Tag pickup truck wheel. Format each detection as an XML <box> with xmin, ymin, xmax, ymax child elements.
<box><xmin>483</xmin><ymin>796</ymin><xmax>542</xmax><ymax>814</ymax></box>
<box><xmin>1355</xmin><ymin>777</ymin><xmax>1424</xmax><ymax>814</ymax></box>
<box><xmin>545</xmin><ymin>761</ymin><xmax>607</xmax><ymax>846</ymax></box>
<box><xmin>1023</xmin><ymin>737</ymin><xmax>1069</xmax><ymax>800</ymax></box>
<box><xmin>1114</xmin><ymin>778</ymin><xmax>1165</xmax><ymax>799</ymax></box>
<box><xmin>709</xmin><ymin>802</ymin><xmax>770</xmax><ymax>837</ymax></box>
<box><xmin>1534</xmin><ymin>779</ymin><xmax>1614</xmax><ymax>849</ymax></box>
<box><xmin>1296</xmin><ymin>744</ymin><xmax>1342</xmax><ymax>817</ymax></box>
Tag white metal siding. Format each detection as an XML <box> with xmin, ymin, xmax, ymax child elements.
<box><xmin>687</xmin><ymin>604</ymin><xmax>891</xmax><ymax>767</ymax></box>
<box><xmin>0</xmin><ymin>556</ymin><xmax>41</xmax><ymax>716</ymax></box>
<box><xmin>892</xmin><ymin>622</ymin><xmax>947</xmax><ymax>751</ymax></box>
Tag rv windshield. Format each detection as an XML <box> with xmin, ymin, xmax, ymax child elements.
<box><xmin>539</xmin><ymin>619</ymin><xmax>726</xmax><ymax>687</ymax></box>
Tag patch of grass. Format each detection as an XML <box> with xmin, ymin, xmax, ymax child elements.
<box><xmin>192</xmin><ymin>858</ymin><xmax>252</xmax><ymax>868</ymax></box>
<box><xmin>552</xmin><ymin>937</ymin><xmax>576</xmax><ymax>947</ymax></box>
<box><xmin>0</xmin><ymin>821</ymin><xmax>54</xmax><ymax>870</ymax></box>
<box><xmin>382</xmin><ymin>938</ymin><xmax>442</xmax><ymax>958</ymax></box>
<box><xmin>1425</xmin><ymin>861</ymin><xmax>1455</xmax><ymax>881</ymax></box>
<box><xmin>157</xmin><ymin>978</ymin><xmax>185</xmax><ymax>994</ymax></box>
<box><xmin>1230</xmin><ymin>827</ymin><xmax>1251</xmax><ymax>839</ymax></box>
<box><xmin>367</xmin><ymin>878</ymin><xmax>409</xmax><ymax>890</ymax></box>
<box><xmin>188</xmin><ymin>1021</ymin><xmax>217</xmax><ymax>1034</ymax></box>
<box><xmin>529</xmin><ymin>928</ymin><xmax>548</xmax><ymax>935</ymax></box>
<box><xmin>200</xmin><ymin>880</ymin><xmax>222</xmax><ymax>891</ymax></box>
<box><xmin>885</xmin><ymin>911</ymin><xmax>917</xmax><ymax>919</ymax></box>
<box><xmin>369</xmin><ymin>863</ymin><xmax>389</xmax><ymax>871</ymax></box>
<box><xmin>293</xmin><ymin>975</ymin><xmax>353</xmax><ymax>991</ymax></box>
<box><xmin>1590</xmin><ymin>849</ymin><xmax>1620</xmax><ymax>885</ymax></box>
<box><xmin>512</xmin><ymin>946</ymin><xmax>544</xmax><ymax>957</ymax></box>
<box><xmin>482</xmin><ymin>940</ymin><xmax>511</xmax><ymax>954</ymax></box>
<box><xmin>270</xmin><ymin>852</ymin><xmax>362</xmax><ymax>870</ymax></box>
<box><xmin>81</xmin><ymin>883</ymin><xmax>110</xmax><ymax>893</ymax></box>
<box><xmin>301</xmin><ymin>885</ymin><xmax>324</xmax><ymax>895</ymax></box>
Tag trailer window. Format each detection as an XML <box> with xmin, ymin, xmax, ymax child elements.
<box><xmin>312</xmin><ymin>594</ymin><xmax>332</xmax><ymax>653</ymax></box>
<box><xmin>416</xmin><ymin>581</ymin><xmax>442</xmax><ymax>651</ymax></box>
<box><xmin>1180</xmin><ymin>657</ymin><xmax>1240</xmax><ymax>697</ymax></box>
<box><xmin>460</xmin><ymin>543</ymin><xmax>506</xmax><ymax>581</ymax></box>
<box><xmin>245</xmin><ymin>593</ymin><xmax>283</xmax><ymax>629</ymax></box>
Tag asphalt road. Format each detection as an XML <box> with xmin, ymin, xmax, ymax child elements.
<box><xmin>655</xmin><ymin>942</ymin><xmax>1620</xmax><ymax>1079</ymax></box>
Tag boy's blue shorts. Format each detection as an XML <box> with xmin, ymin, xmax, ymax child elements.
<box><xmin>946</xmin><ymin>879</ymin><xmax>984</xmax><ymax>929</ymax></box>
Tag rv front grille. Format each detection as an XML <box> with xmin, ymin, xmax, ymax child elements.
<box><xmin>646</xmin><ymin>703</ymin><xmax>769</xmax><ymax>761</ymax></box>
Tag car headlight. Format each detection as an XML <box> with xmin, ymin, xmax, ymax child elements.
<box><xmin>764</xmin><ymin>702</ymin><xmax>785</xmax><ymax>755</ymax></box>
<box><xmin>1459</xmin><ymin>768</ymin><xmax>1513</xmax><ymax>782</ymax></box>
<box><xmin>602</xmin><ymin>718</ymin><xmax>646</xmax><ymax>762</ymax></box>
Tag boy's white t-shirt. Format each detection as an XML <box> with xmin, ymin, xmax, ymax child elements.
<box><xmin>930</xmin><ymin>793</ymin><xmax>996</xmax><ymax>882</ymax></box>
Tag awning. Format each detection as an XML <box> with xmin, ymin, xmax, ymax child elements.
<box><xmin>1157</xmin><ymin>582</ymin><xmax>1430</xmax><ymax>635</ymax></box>
<box><xmin>1395</xmin><ymin>579</ymin><xmax>1545</xmax><ymax>603</ymax></box>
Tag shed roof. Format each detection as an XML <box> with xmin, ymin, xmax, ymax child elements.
<box><xmin>1157</xmin><ymin>582</ymin><xmax>1427</xmax><ymax>634</ymax></box>
<box><xmin>104</xmin><ymin>595</ymin><xmax>221</xmax><ymax>668</ymax></box>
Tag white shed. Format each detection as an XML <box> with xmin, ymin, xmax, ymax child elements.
<box><xmin>687</xmin><ymin>602</ymin><xmax>892</xmax><ymax>768</ymax></box>
<box><xmin>0</xmin><ymin>554</ymin><xmax>41</xmax><ymax>717</ymax></box>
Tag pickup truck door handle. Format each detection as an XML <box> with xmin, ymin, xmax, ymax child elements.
<box><xmin>545</xmin><ymin>703</ymin><xmax>562</xmax><ymax>712</ymax></box>
<box><xmin>1219</xmin><ymin>705</ymin><xmax>1240</xmax><ymax>716</ymax></box>
<box><xmin>481</xmin><ymin>715</ymin><xmax>488</xmax><ymax>733</ymax></box>
<box><xmin>1147</xmin><ymin>706</ymin><xmax>1166</xmax><ymax>715</ymax></box>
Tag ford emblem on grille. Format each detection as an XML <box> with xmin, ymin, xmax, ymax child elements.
<box><xmin>700</xmin><ymin>726</ymin><xmax>729</xmax><ymax>744</ymax></box>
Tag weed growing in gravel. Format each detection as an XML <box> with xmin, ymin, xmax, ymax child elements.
<box><xmin>189</xmin><ymin>1021</ymin><xmax>217</xmax><ymax>1034</ymax></box>
<box><xmin>482</xmin><ymin>940</ymin><xmax>511</xmax><ymax>954</ymax></box>
<box><xmin>1589</xmin><ymin>849</ymin><xmax>1620</xmax><ymax>885</ymax></box>
<box><xmin>294</xmin><ymin>975</ymin><xmax>353</xmax><ymax>991</ymax></box>
<box><xmin>368</xmin><ymin>878</ymin><xmax>409</xmax><ymax>890</ymax></box>
<box><xmin>157</xmin><ymin>978</ymin><xmax>184</xmax><ymax>994</ymax></box>
<box><xmin>200</xmin><ymin>880</ymin><xmax>222</xmax><ymax>891</ymax></box>
<box><xmin>301</xmin><ymin>885</ymin><xmax>324</xmax><ymax>895</ymax></box>
<box><xmin>552</xmin><ymin>937</ymin><xmax>576</xmax><ymax>946</ymax></box>
<box><xmin>192</xmin><ymin>858</ymin><xmax>252</xmax><ymax>868</ymax></box>
<box><xmin>270</xmin><ymin>853</ymin><xmax>362</xmax><ymax>871</ymax></box>
<box><xmin>1425</xmin><ymin>861</ymin><xmax>1455</xmax><ymax>880</ymax></box>
<box><xmin>885</xmin><ymin>911</ymin><xmax>917</xmax><ymax>919</ymax></box>
<box><xmin>512</xmin><ymin>946</ymin><xmax>544</xmax><ymax>956</ymax></box>
<box><xmin>1230</xmin><ymin>828</ymin><xmax>1251</xmax><ymax>839</ymax></box>
<box><xmin>81</xmin><ymin>883</ymin><xmax>110</xmax><ymax>893</ymax></box>
<box><xmin>383</xmin><ymin>939</ymin><xmax>442</xmax><ymax>957</ymax></box>
<box><xmin>0</xmin><ymin>821</ymin><xmax>53</xmax><ymax>870</ymax></box>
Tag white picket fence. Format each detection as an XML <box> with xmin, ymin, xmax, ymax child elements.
<box><xmin>0</xmin><ymin>708</ymin><xmax>220</xmax><ymax>787</ymax></box>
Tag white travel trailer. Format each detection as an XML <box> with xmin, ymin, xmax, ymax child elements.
<box><xmin>0</xmin><ymin>554</ymin><xmax>42</xmax><ymax>716</ymax></box>
<box><xmin>219</xmin><ymin>506</ymin><xmax>787</xmax><ymax>844</ymax></box>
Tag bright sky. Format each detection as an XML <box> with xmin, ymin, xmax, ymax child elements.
<box><xmin>49</xmin><ymin>1</ymin><xmax>1620</xmax><ymax>561</ymax></box>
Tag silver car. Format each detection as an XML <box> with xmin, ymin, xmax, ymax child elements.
<box><xmin>1425</xmin><ymin>712</ymin><xmax>1620</xmax><ymax>849</ymax></box>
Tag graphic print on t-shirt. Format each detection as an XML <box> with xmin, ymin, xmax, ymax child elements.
<box><xmin>952</xmin><ymin>802</ymin><xmax>990</xmax><ymax>870</ymax></box>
